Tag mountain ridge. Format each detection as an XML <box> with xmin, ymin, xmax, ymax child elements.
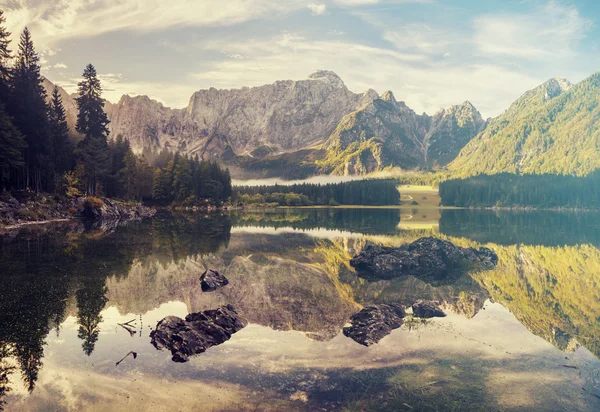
<box><xmin>449</xmin><ymin>73</ymin><xmax>600</xmax><ymax>177</ymax></box>
<box><xmin>46</xmin><ymin>71</ymin><xmax>600</xmax><ymax>180</ymax></box>
<box><xmin>43</xmin><ymin>71</ymin><xmax>488</xmax><ymax>178</ymax></box>
<box><xmin>318</xmin><ymin>93</ymin><xmax>486</xmax><ymax>174</ymax></box>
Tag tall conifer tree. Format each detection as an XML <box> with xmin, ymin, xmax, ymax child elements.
<box><xmin>10</xmin><ymin>27</ymin><xmax>50</xmax><ymax>191</ymax></box>
<box><xmin>0</xmin><ymin>102</ymin><xmax>26</xmax><ymax>189</ymax></box>
<box><xmin>0</xmin><ymin>10</ymin><xmax>25</xmax><ymax>189</ymax></box>
<box><xmin>75</xmin><ymin>64</ymin><xmax>110</xmax><ymax>195</ymax></box>
<box><xmin>48</xmin><ymin>86</ymin><xmax>72</xmax><ymax>185</ymax></box>
<box><xmin>0</xmin><ymin>9</ymin><xmax>12</xmax><ymax>102</ymax></box>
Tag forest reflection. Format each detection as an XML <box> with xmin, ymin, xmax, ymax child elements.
<box><xmin>1</xmin><ymin>208</ymin><xmax>600</xmax><ymax>408</ymax></box>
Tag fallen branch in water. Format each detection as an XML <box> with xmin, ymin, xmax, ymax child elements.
<box><xmin>115</xmin><ymin>351</ymin><xmax>138</xmax><ymax>366</ymax></box>
<box><xmin>117</xmin><ymin>319</ymin><xmax>137</xmax><ymax>337</ymax></box>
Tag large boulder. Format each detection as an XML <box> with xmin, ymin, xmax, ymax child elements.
<box><xmin>343</xmin><ymin>304</ymin><xmax>406</xmax><ymax>346</ymax></box>
<box><xmin>150</xmin><ymin>304</ymin><xmax>247</xmax><ymax>362</ymax></box>
<box><xmin>350</xmin><ymin>237</ymin><xmax>498</xmax><ymax>285</ymax></box>
<box><xmin>200</xmin><ymin>269</ymin><xmax>229</xmax><ymax>292</ymax></box>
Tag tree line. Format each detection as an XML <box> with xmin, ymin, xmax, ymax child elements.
<box><xmin>439</xmin><ymin>172</ymin><xmax>600</xmax><ymax>209</ymax></box>
<box><xmin>234</xmin><ymin>179</ymin><xmax>401</xmax><ymax>206</ymax></box>
<box><xmin>0</xmin><ymin>10</ymin><xmax>231</xmax><ymax>204</ymax></box>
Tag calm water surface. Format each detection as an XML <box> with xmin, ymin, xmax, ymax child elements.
<box><xmin>1</xmin><ymin>208</ymin><xmax>600</xmax><ymax>411</ymax></box>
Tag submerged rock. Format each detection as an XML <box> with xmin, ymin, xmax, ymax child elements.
<box><xmin>150</xmin><ymin>304</ymin><xmax>247</xmax><ymax>362</ymax></box>
<box><xmin>350</xmin><ymin>237</ymin><xmax>498</xmax><ymax>285</ymax></box>
<box><xmin>200</xmin><ymin>269</ymin><xmax>229</xmax><ymax>292</ymax></box>
<box><xmin>343</xmin><ymin>304</ymin><xmax>406</xmax><ymax>346</ymax></box>
<box><xmin>412</xmin><ymin>300</ymin><xmax>446</xmax><ymax>318</ymax></box>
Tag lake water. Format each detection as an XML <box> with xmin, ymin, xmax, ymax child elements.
<box><xmin>1</xmin><ymin>208</ymin><xmax>600</xmax><ymax>411</ymax></box>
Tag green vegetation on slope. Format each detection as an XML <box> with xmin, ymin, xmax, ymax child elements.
<box><xmin>450</xmin><ymin>75</ymin><xmax>600</xmax><ymax>177</ymax></box>
<box><xmin>439</xmin><ymin>172</ymin><xmax>600</xmax><ymax>209</ymax></box>
<box><xmin>318</xmin><ymin>93</ymin><xmax>484</xmax><ymax>175</ymax></box>
<box><xmin>234</xmin><ymin>179</ymin><xmax>401</xmax><ymax>206</ymax></box>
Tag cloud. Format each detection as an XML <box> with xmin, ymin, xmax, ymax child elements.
<box><xmin>474</xmin><ymin>0</ymin><xmax>593</xmax><ymax>59</ymax></box>
<box><xmin>188</xmin><ymin>32</ymin><xmax>539</xmax><ymax>117</ymax></box>
<box><xmin>53</xmin><ymin>62</ymin><xmax>68</xmax><ymax>69</ymax></box>
<box><xmin>383</xmin><ymin>24</ymin><xmax>457</xmax><ymax>55</ymax></box>
<box><xmin>308</xmin><ymin>3</ymin><xmax>327</xmax><ymax>15</ymax></box>
<box><xmin>53</xmin><ymin>71</ymin><xmax>193</xmax><ymax>107</ymax></box>
<box><xmin>334</xmin><ymin>0</ymin><xmax>433</xmax><ymax>5</ymax></box>
<box><xmin>2</xmin><ymin>0</ymin><xmax>306</xmax><ymax>47</ymax></box>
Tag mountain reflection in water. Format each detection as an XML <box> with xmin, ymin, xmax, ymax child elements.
<box><xmin>1</xmin><ymin>208</ymin><xmax>600</xmax><ymax>411</ymax></box>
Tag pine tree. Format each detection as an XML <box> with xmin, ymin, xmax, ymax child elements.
<box><xmin>10</xmin><ymin>27</ymin><xmax>50</xmax><ymax>191</ymax></box>
<box><xmin>0</xmin><ymin>102</ymin><xmax>26</xmax><ymax>189</ymax></box>
<box><xmin>75</xmin><ymin>64</ymin><xmax>110</xmax><ymax>195</ymax></box>
<box><xmin>152</xmin><ymin>167</ymin><xmax>172</xmax><ymax>203</ymax></box>
<box><xmin>48</xmin><ymin>86</ymin><xmax>72</xmax><ymax>188</ymax></box>
<box><xmin>0</xmin><ymin>9</ymin><xmax>12</xmax><ymax>103</ymax></box>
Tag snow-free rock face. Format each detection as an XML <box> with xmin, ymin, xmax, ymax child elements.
<box><xmin>321</xmin><ymin>96</ymin><xmax>485</xmax><ymax>174</ymax></box>
<box><xmin>104</xmin><ymin>95</ymin><xmax>201</xmax><ymax>154</ymax></box>
<box><xmin>104</xmin><ymin>71</ymin><xmax>378</xmax><ymax>157</ymax></box>
<box><xmin>184</xmin><ymin>70</ymin><xmax>377</xmax><ymax>156</ymax></box>
<box><xmin>42</xmin><ymin>73</ymin><xmax>486</xmax><ymax>177</ymax></box>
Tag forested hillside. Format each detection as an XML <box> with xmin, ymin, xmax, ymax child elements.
<box><xmin>439</xmin><ymin>172</ymin><xmax>600</xmax><ymax>209</ymax></box>
<box><xmin>449</xmin><ymin>75</ymin><xmax>600</xmax><ymax>177</ymax></box>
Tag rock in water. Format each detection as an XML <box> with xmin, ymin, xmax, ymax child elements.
<box><xmin>200</xmin><ymin>269</ymin><xmax>229</xmax><ymax>292</ymax></box>
<box><xmin>412</xmin><ymin>300</ymin><xmax>446</xmax><ymax>318</ymax></box>
<box><xmin>150</xmin><ymin>304</ymin><xmax>247</xmax><ymax>362</ymax></box>
<box><xmin>343</xmin><ymin>304</ymin><xmax>406</xmax><ymax>346</ymax></box>
<box><xmin>350</xmin><ymin>237</ymin><xmax>498</xmax><ymax>285</ymax></box>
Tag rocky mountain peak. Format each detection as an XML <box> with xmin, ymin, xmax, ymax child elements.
<box><xmin>460</xmin><ymin>100</ymin><xmax>476</xmax><ymax>110</ymax></box>
<box><xmin>307</xmin><ymin>70</ymin><xmax>345</xmax><ymax>88</ymax></box>
<box><xmin>541</xmin><ymin>77</ymin><xmax>572</xmax><ymax>100</ymax></box>
<box><xmin>380</xmin><ymin>90</ymin><xmax>397</xmax><ymax>103</ymax></box>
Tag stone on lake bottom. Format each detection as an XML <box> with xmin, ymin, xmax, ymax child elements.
<box><xmin>343</xmin><ymin>304</ymin><xmax>406</xmax><ymax>347</ymax></box>
<box><xmin>200</xmin><ymin>268</ymin><xmax>229</xmax><ymax>292</ymax></box>
<box><xmin>150</xmin><ymin>304</ymin><xmax>247</xmax><ymax>362</ymax></box>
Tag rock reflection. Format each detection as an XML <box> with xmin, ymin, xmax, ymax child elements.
<box><xmin>1</xmin><ymin>209</ymin><xmax>600</xmax><ymax>410</ymax></box>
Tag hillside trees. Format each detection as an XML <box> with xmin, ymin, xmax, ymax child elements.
<box><xmin>0</xmin><ymin>12</ymin><xmax>232</xmax><ymax>205</ymax></box>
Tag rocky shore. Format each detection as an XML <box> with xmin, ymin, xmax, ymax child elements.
<box><xmin>0</xmin><ymin>190</ymin><xmax>156</xmax><ymax>228</ymax></box>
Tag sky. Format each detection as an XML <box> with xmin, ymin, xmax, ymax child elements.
<box><xmin>1</xmin><ymin>0</ymin><xmax>600</xmax><ymax>117</ymax></box>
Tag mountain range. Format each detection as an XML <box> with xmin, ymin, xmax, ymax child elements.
<box><xmin>43</xmin><ymin>70</ymin><xmax>600</xmax><ymax>179</ymax></box>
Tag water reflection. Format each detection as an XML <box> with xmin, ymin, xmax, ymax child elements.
<box><xmin>1</xmin><ymin>208</ymin><xmax>600</xmax><ymax>410</ymax></box>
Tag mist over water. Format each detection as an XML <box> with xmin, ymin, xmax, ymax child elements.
<box><xmin>232</xmin><ymin>174</ymin><xmax>365</xmax><ymax>187</ymax></box>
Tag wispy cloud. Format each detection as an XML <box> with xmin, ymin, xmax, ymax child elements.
<box><xmin>188</xmin><ymin>32</ymin><xmax>539</xmax><ymax>117</ymax></box>
<box><xmin>383</xmin><ymin>24</ymin><xmax>457</xmax><ymax>55</ymax></box>
<box><xmin>308</xmin><ymin>3</ymin><xmax>327</xmax><ymax>15</ymax></box>
<box><xmin>3</xmin><ymin>0</ymin><xmax>306</xmax><ymax>47</ymax></box>
<box><xmin>10</xmin><ymin>0</ymin><xmax>596</xmax><ymax>119</ymax></box>
<box><xmin>334</xmin><ymin>0</ymin><xmax>433</xmax><ymax>5</ymax></box>
<box><xmin>474</xmin><ymin>0</ymin><xmax>593</xmax><ymax>59</ymax></box>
